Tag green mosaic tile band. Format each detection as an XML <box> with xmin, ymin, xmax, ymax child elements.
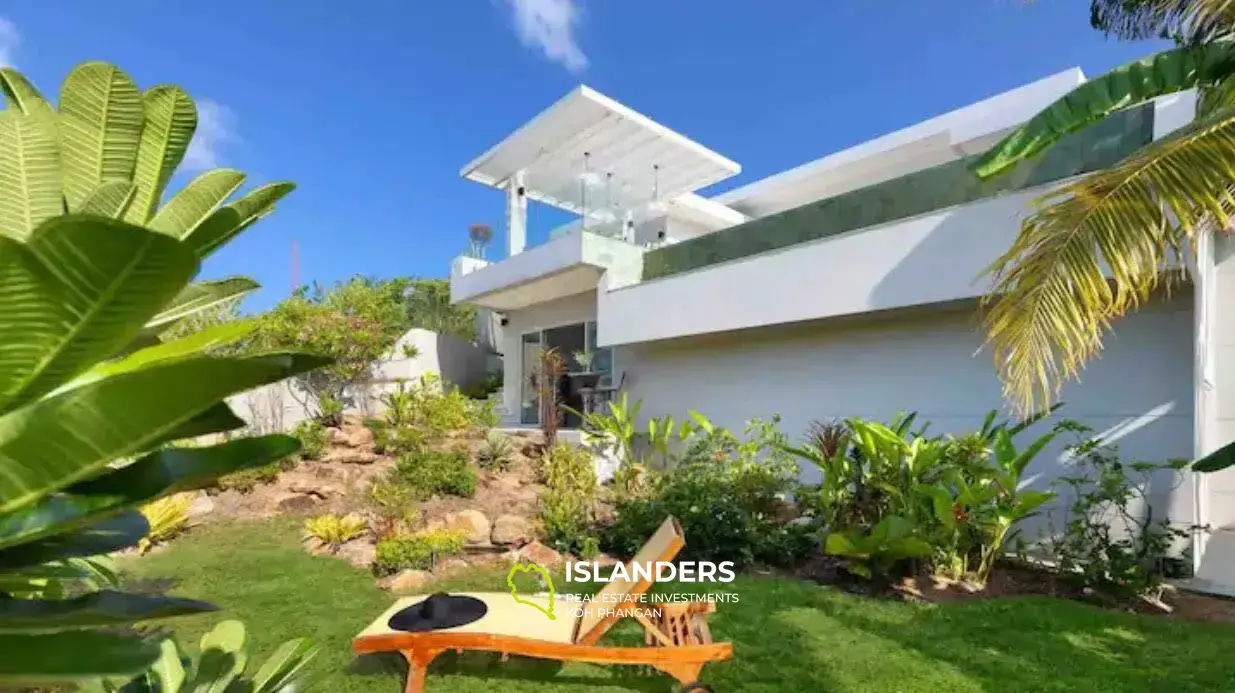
<box><xmin>642</xmin><ymin>104</ymin><xmax>1155</xmax><ymax>280</ymax></box>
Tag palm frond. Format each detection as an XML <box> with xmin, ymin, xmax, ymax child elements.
<box><xmin>973</xmin><ymin>42</ymin><xmax>1235</xmax><ymax>179</ymax></box>
<box><xmin>982</xmin><ymin>104</ymin><xmax>1235</xmax><ymax>413</ymax></box>
<box><xmin>1090</xmin><ymin>0</ymin><xmax>1235</xmax><ymax>43</ymax></box>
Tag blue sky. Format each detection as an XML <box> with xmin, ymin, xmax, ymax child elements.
<box><xmin>0</xmin><ymin>1</ymin><xmax>1169</xmax><ymax>310</ymax></box>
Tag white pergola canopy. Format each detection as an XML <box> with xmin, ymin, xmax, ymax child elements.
<box><xmin>461</xmin><ymin>86</ymin><xmax>741</xmax><ymax>221</ymax></box>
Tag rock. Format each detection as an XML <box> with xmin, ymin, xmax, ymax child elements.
<box><xmin>445</xmin><ymin>510</ymin><xmax>491</xmax><ymax>546</ymax></box>
<box><xmin>323</xmin><ymin>449</ymin><xmax>379</xmax><ymax>465</ymax></box>
<box><xmin>288</xmin><ymin>480</ymin><xmax>345</xmax><ymax>499</ymax></box>
<box><xmin>344</xmin><ymin>426</ymin><xmax>376</xmax><ymax>448</ymax></box>
<box><xmin>302</xmin><ymin>536</ymin><xmax>332</xmax><ymax>556</ymax></box>
<box><xmin>328</xmin><ymin>428</ymin><xmax>349</xmax><ymax>445</ymax></box>
<box><xmin>434</xmin><ymin>558</ymin><xmax>470</xmax><ymax>575</ymax></box>
<box><xmin>274</xmin><ymin>493</ymin><xmax>319</xmax><ymax>514</ymax></box>
<box><xmin>380</xmin><ymin>569</ymin><xmax>431</xmax><ymax>593</ymax></box>
<box><xmin>186</xmin><ymin>491</ymin><xmax>214</xmax><ymax>524</ymax></box>
<box><xmin>336</xmin><ymin>538</ymin><xmax>377</xmax><ymax>569</ymax></box>
<box><xmin>517</xmin><ymin>541</ymin><xmax>564</xmax><ymax>567</ymax></box>
<box><xmin>491</xmin><ymin>515</ymin><xmax>534</xmax><ymax>546</ymax></box>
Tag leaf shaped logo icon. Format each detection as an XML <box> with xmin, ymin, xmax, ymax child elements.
<box><xmin>507</xmin><ymin>562</ymin><xmax>556</xmax><ymax>620</ymax></box>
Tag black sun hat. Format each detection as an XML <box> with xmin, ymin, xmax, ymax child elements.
<box><xmin>388</xmin><ymin>593</ymin><xmax>489</xmax><ymax>633</ymax></box>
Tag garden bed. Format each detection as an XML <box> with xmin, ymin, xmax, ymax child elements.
<box><xmin>787</xmin><ymin>554</ymin><xmax>1235</xmax><ymax>623</ymax></box>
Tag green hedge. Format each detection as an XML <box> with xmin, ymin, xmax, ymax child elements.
<box><xmin>642</xmin><ymin>104</ymin><xmax>1155</xmax><ymax>280</ymax></box>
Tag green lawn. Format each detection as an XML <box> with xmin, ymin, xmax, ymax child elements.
<box><xmin>122</xmin><ymin>520</ymin><xmax>1235</xmax><ymax>693</ymax></box>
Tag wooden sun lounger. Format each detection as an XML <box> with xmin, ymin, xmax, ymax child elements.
<box><xmin>353</xmin><ymin>517</ymin><xmax>732</xmax><ymax>692</ymax></box>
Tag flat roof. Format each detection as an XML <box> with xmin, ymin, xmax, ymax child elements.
<box><xmin>461</xmin><ymin>86</ymin><xmax>741</xmax><ymax>216</ymax></box>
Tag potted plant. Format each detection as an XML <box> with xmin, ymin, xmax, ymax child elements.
<box><xmin>573</xmin><ymin>350</ymin><xmax>595</xmax><ymax>373</ymax></box>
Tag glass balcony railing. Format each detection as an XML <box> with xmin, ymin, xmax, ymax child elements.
<box><xmin>641</xmin><ymin>103</ymin><xmax>1155</xmax><ymax>281</ymax></box>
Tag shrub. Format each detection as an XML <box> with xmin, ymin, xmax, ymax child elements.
<box><xmin>138</xmin><ymin>493</ymin><xmax>195</xmax><ymax>554</ymax></box>
<box><xmin>1050</xmin><ymin>425</ymin><xmax>1192</xmax><ymax>600</ymax></box>
<box><xmin>305</xmin><ymin>513</ymin><xmax>367</xmax><ymax>548</ymax></box>
<box><xmin>397</xmin><ymin>449</ymin><xmax>477</xmax><ymax>499</ymax></box>
<box><xmin>252</xmin><ymin>276</ymin><xmax>409</xmax><ymax>422</ymax></box>
<box><xmin>603</xmin><ymin>416</ymin><xmax>808</xmax><ymax>568</ymax></box>
<box><xmin>293</xmin><ymin>419</ymin><xmax>329</xmax><ymax>460</ymax></box>
<box><xmin>538</xmin><ymin>443</ymin><xmax>599</xmax><ymax>556</ymax></box>
<box><xmin>367</xmin><ymin>475</ymin><xmax>421</xmax><ymax>539</ymax></box>
<box><xmin>374</xmin><ymin>529</ymin><xmax>467</xmax><ymax>575</ymax></box>
<box><xmin>215</xmin><ymin>458</ymin><xmax>293</xmax><ymax>493</ymax></box>
<box><xmin>373</xmin><ymin>375</ymin><xmax>495</xmax><ymax>453</ymax></box>
<box><xmin>478</xmin><ymin>430</ymin><xmax>516</xmax><ymax>471</ymax></box>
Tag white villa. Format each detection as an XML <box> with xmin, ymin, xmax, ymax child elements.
<box><xmin>448</xmin><ymin>68</ymin><xmax>1235</xmax><ymax>593</ymax></box>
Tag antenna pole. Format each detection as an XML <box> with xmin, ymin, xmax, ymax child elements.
<box><xmin>290</xmin><ymin>238</ymin><xmax>300</xmax><ymax>293</ymax></box>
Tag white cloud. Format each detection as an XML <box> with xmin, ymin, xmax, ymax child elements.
<box><xmin>183</xmin><ymin>99</ymin><xmax>237</xmax><ymax>171</ymax></box>
<box><xmin>504</xmin><ymin>0</ymin><xmax>588</xmax><ymax>73</ymax></box>
<box><xmin>0</xmin><ymin>18</ymin><xmax>21</xmax><ymax>68</ymax></box>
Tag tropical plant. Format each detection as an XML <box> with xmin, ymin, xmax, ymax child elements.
<box><xmin>970</xmin><ymin>8</ymin><xmax>1235</xmax><ymax>418</ymax></box>
<box><xmin>1050</xmin><ymin>425</ymin><xmax>1193</xmax><ymax>600</ymax></box>
<box><xmin>0</xmin><ymin>61</ymin><xmax>322</xmax><ymax>686</ymax></box>
<box><xmin>536</xmin><ymin>347</ymin><xmax>566</xmax><ymax>446</ymax></box>
<box><xmin>138</xmin><ymin>494</ymin><xmax>195</xmax><ymax>554</ymax></box>
<box><xmin>604</xmin><ymin>416</ymin><xmax>811</xmax><ymax>568</ymax></box>
<box><xmin>574</xmin><ymin>392</ymin><xmax>641</xmax><ymax>464</ymax></box>
<box><xmin>785</xmin><ymin>408</ymin><xmax>1063</xmax><ymax>583</ymax></box>
<box><xmin>825</xmin><ymin>516</ymin><xmax>935</xmax><ymax>580</ymax></box>
<box><xmin>304</xmin><ymin>513</ymin><xmax>367</xmax><ymax>549</ymax></box>
<box><xmin>82</xmin><ymin>620</ymin><xmax>319</xmax><ymax>693</ymax></box>
<box><xmin>477</xmin><ymin>430</ymin><xmax>515</xmax><ymax>471</ymax></box>
<box><xmin>373</xmin><ymin>529</ymin><xmax>466</xmax><ymax>575</ymax></box>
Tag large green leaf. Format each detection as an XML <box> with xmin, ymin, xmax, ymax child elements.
<box><xmin>973</xmin><ymin>42</ymin><xmax>1235</xmax><ymax>179</ymax></box>
<box><xmin>0</xmin><ymin>630</ymin><xmax>160</xmax><ymax>683</ymax></box>
<box><xmin>0</xmin><ymin>435</ymin><xmax>297</xmax><ymax>550</ymax></box>
<box><xmin>126</xmin><ymin>86</ymin><xmax>197</xmax><ymax>225</ymax></box>
<box><xmin>58</xmin><ymin>62</ymin><xmax>144</xmax><ymax>210</ymax></box>
<box><xmin>1194</xmin><ymin>438</ymin><xmax>1235</xmax><ymax>472</ymax></box>
<box><xmin>187</xmin><ymin>182</ymin><xmax>295</xmax><ymax>258</ymax></box>
<box><xmin>0</xmin><ymin>352</ymin><xmax>327</xmax><ymax>515</ymax></box>
<box><xmin>0</xmin><ymin>590</ymin><xmax>215</xmax><ymax>633</ymax></box>
<box><xmin>0</xmin><ymin>112</ymin><xmax>61</xmax><ymax>240</ymax></box>
<box><xmin>0</xmin><ymin>67</ymin><xmax>55</xmax><ymax>119</ymax></box>
<box><xmin>75</xmin><ymin>319</ymin><xmax>260</xmax><ymax>390</ymax></box>
<box><xmin>146</xmin><ymin>277</ymin><xmax>260</xmax><ymax>331</ymax></box>
<box><xmin>0</xmin><ymin>215</ymin><xmax>199</xmax><ymax>413</ymax></box>
<box><xmin>0</xmin><ymin>512</ymin><xmax>148</xmax><ymax>570</ymax></box>
<box><xmin>151</xmin><ymin>638</ymin><xmax>187</xmax><ymax>693</ymax></box>
<box><xmin>155</xmin><ymin>403</ymin><xmax>249</xmax><ymax>445</ymax></box>
<box><xmin>81</xmin><ymin>180</ymin><xmax>137</xmax><ymax>217</ymax></box>
<box><xmin>148</xmin><ymin>169</ymin><xmax>245</xmax><ymax>238</ymax></box>
<box><xmin>250</xmin><ymin>638</ymin><xmax>320</xmax><ymax>693</ymax></box>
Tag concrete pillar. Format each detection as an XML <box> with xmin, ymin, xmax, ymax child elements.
<box><xmin>506</xmin><ymin>170</ymin><xmax>527</xmax><ymax>257</ymax></box>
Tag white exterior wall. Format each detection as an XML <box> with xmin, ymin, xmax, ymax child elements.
<box><xmin>498</xmin><ymin>291</ymin><xmax>599</xmax><ymax>424</ymax></box>
<box><xmin>598</xmin><ymin>186</ymin><xmax>1043</xmax><ymax>347</ymax></box>
<box><xmin>620</xmin><ymin>298</ymin><xmax>1195</xmax><ymax>526</ymax></box>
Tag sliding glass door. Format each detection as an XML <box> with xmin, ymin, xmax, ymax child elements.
<box><xmin>518</xmin><ymin>321</ymin><xmax>615</xmax><ymax>426</ymax></box>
